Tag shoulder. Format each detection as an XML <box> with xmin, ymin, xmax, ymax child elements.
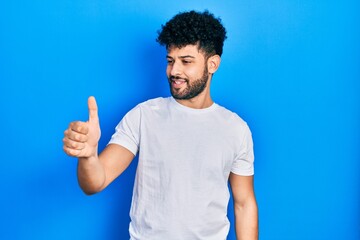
<box><xmin>137</xmin><ymin>97</ymin><xmax>171</xmax><ymax>109</ymax></box>
<box><xmin>215</xmin><ymin>104</ymin><xmax>249</xmax><ymax>129</ymax></box>
<box><xmin>213</xmin><ymin>104</ymin><xmax>253</xmax><ymax>141</ymax></box>
<box><xmin>125</xmin><ymin>97</ymin><xmax>171</xmax><ymax>118</ymax></box>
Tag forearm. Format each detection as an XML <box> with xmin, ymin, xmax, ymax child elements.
<box><xmin>234</xmin><ymin>198</ymin><xmax>258</xmax><ymax>240</ymax></box>
<box><xmin>77</xmin><ymin>154</ymin><xmax>106</xmax><ymax>195</ymax></box>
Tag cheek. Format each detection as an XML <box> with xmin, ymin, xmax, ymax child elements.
<box><xmin>186</xmin><ymin>68</ymin><xmax>197</xmax><ymax>76</ymax></box>
<box><xmin>166</xmin><ymin>66</ymin><xmax>171</xmax><ymax>77</ymax></box>
<box><xmin>185</xmin><ymin>66</ymin><xmax>204</xmax><ymax>80</ymax></box>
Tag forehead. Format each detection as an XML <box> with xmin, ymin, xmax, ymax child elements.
<box><xmin>167</xmin><ymin>44</ymin><xmax>205</xmax><ymax>59</ymax></box>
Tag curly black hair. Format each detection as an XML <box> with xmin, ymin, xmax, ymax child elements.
<box><xmin>156</xmin><ymin>10</ymin><xmax>227</xmax><ymax>57</ymax></box>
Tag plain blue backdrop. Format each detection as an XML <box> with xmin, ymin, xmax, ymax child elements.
<box><xmin>0</xmin><ymin>1</ymin><xmax>359</xmax><ymax>239</ymax></box>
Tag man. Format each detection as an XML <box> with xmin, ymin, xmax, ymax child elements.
<box><xmin>63</xmin><ymin>10</ymin><xmax>258</xmax><ymax>240</ymax></box>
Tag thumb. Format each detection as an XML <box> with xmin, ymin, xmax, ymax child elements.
<box><xmin>88</xmin><ymin>96</ymin><xmax>99</xmax><ymax>123</ymax></box>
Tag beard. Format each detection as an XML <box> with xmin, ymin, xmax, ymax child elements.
<box><xmin>168</xmin><ymin>66</ymin><xmax>209</xmax><ymax>100</ymax></box>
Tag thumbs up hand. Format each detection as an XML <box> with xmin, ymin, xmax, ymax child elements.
<box><xmin>63</xmin><ymin>96</ymin><xmax>101</xmax><ymax>158</ymax></box>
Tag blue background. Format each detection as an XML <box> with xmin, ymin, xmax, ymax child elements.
<box><xmin>1</xmin><ymin>1</ymin><xmax>359</xmax><ymax>239</ymax></box>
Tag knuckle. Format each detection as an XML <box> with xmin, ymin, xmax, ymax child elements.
<box><xmin>73</xmin><ymin>141</ymin><xmax>84</xmax><ymax>150</ymax></box>
<box><xmin>63</xmin><ymin>146</ymin><xmax>72</xmax><ymax>156</ymax></box>
<box><xmin>64</xmin><ymin>147</ymin><xmax>79</xmax><ymax>157</ymax></box>
<box><xmin>68</xmin><ymin>148</ymin><xmax>75</xmax><ymax>156</ymax></box>
<box><xmin>71</xmin><ymin>121</ymin><xmax>80</xmax><ymax>130</ymax></box>
<box><xmin>75</xmin><ymin>134</ymin><xmax>81</xmax><ymax>141</ymax></box>
<box><xmin>71</xmin><ymin>141</ymin><xmax>78</xmax><ymax>148</ymax></box>
<box><xmin>72</xmin><ymin>149</ymin><xmax>81</xmax><ymax>157</ymax></box>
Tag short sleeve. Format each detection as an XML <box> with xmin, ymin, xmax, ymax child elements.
<box><xmin>231</xmin><ymin>124</ymin><xmax>254</xmax><ymax>176</ymax></box>
<box><xmin>108</xmin><ymin>105</ymin><xmax>141</xmax><ymax>156</ymax></box>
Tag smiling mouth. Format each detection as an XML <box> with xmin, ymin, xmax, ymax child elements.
<box><xmin>170</xmin><ymin>77</ymin><xmax>187</xmax><ymax>88</ymax></box>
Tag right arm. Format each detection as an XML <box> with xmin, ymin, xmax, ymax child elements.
<box><xmin>76</xmin><ymin>144</ymin><xmax>134</xmax><ymax>195</ymax></box>
<box><xmin>63</xmin><ymin>97</ymin><xmax>134</xmax><ymax>195</ymax></box>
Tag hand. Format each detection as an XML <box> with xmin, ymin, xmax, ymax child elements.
<box><xmin>63</xmin><ymin>96</ymin><xmax>101</xmax><ymax>158</ymax></box>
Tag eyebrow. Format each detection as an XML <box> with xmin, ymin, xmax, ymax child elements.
<box><xmin>166</xmin><ymin>55</ymin><xmax>195</xmax><ymax>59</ymax></box>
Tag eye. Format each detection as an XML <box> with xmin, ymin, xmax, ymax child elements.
<box><xmin>182</xmin><ymin>60</ymin><xmax>192</xmax><ymax>64</ymax></box>
<box><xmin>167</xmin><ymin>59</ymin><xmax>174</xmax><ymax>65</ymax></box>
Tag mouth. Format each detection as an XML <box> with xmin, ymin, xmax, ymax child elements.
<box><xmin>170</xmin><ymin>77</ymin><xmax>187</xmax><ymax>88</ymax></box>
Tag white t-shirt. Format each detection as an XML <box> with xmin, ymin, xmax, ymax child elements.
<box><xmin>109</xmin><ymin>97</ymin><xmax>254</xmax><ymax>240</ymax></box>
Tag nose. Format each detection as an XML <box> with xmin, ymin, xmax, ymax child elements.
<box><xmin>169</xmin><ymin>61</ymin><xmax>182</xmax><ymax>77</ymax></box>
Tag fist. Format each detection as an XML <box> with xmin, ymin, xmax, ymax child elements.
<box><xmin>63</xmin><ymin>96</ymin><xmax>101</xmax><ymax>158</ymax></box>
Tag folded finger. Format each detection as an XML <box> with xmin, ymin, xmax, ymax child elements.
<box><xmin>70</xmin><ymin>121</ymin><xmax>89</xmax><ymax>134</ymax></box>
<box><xmin>63</xmin><ymin>137</ymin><xmax>85</xmax><ymax>150</ymax></box>
<box><xmin>63</xmin><ymin>145</ymin><xmax>82</xmax><ymax>157</ymax></box>
<box><xmin>64</xmin><ymin>129</ymin><xmax>88</xmax><ymax>142</ymax></box>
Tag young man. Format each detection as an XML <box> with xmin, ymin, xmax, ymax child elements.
<box><xmin>63</xmin><ymin>10</ymin><xmax>258</xmax><ymax>240</ymax></box>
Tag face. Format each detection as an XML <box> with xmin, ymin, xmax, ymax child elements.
<box><xmin>166</xmin><ymin>45</ymin><xmax>210</xmax><ymax>100</ymax></box>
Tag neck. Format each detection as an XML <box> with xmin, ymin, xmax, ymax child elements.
<box><xmin>174</xmin><ymin>86</ymin><xmax>213</xmax><ymax>109</ymax></box>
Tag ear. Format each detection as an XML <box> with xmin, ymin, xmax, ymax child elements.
<box><xmin>207</xmin><ymin>55</ymin><xmax>221</xmax><ymax>74</ymax></box>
